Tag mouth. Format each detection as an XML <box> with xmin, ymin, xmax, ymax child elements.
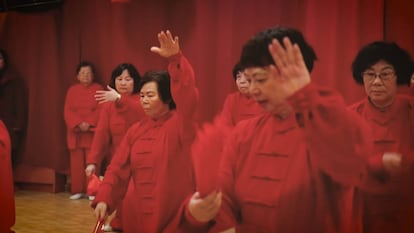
<box><xmin>256</xmin><ymin>99</ymin><xmax>268</xmax><ymax>107</ymax></box>
<box><xmin>371</xmin><ymin>90</ymin><xmax>384</xmax><ymax>95</ymax></box>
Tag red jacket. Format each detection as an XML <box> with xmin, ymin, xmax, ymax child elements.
<box><xmin>87</xmin><ymin>94</ymin><xmax>145</xmax><ymax>165</ymax></box>
<box><xmin>64</xmin><ymin>82</ymin><xmax>103</xmax><ymax>149</ymax></box>
<box><xmin>184</xmin><ymin>83</ymin><xmax>370</xmax><ymax>233</ymax></box>
<box><xmin>219</xmin><ymin>92</ymin><xmax>265</xmax><ymax>127</ymax></box>
<box><xmin>93</xmin><ymin>53</ymin><xmax>199</xmax><ymax>233</ymax></box>
<box><xmin>0</xmin><ymin>120</ymin><xmax>15</xmax><ymax>233</ymax></box>
<box><xmin>349</xmin><ymin>95</ymin><xmax>414</xmax><ymax>233</ymax></box>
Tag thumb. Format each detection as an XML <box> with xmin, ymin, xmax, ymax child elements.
<box><xmin>150</xmin><ymin>46</ymin><xmax>161</xmax><ymax>54</ymax></box>
<box><xmin>192</xmin><ymin>191</ymin><xmax>200</xmax><ymax>200</ymax></box>
<box><xmin>106</xmin><ymin>85</ymin><xmax>115</xmax><ymax>91</ymax></box>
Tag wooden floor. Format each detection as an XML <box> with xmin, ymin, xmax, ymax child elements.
<box><xmin>11</xmin><ymin>190</ymin><xmax>112</xmax><ymax>233</ymax></box>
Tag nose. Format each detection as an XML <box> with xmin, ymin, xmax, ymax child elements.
<box><xmin>371</xmin><ymin>75</ymin><xmax>383</xmax><ymax>85</ymax></box>
<box><xmin>141</xmin><ymin>96</ymin><xmax>149</xmax><ymax>103</ymax></box>
<box><xmin>249</xmin><ymin>82</ymin><xmax>259</xmax><ymax>96</ymax></box>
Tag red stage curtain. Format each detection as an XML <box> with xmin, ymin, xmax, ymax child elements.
<box><xmin>0</xmin><ymin>0</ymin><xmax>412</xmax><ymax>171</ymax></box>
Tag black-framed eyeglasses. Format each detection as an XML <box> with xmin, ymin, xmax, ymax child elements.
<box><xmin>362</xmin><ymin>70</ymin><xmax>395</xmax><ymax>82</ymax></box>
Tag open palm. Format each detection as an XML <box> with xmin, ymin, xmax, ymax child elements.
<box><xmin>268</xmin><ymin>37</ymin><xmax>311</xmax><ymax>98</ymax></box>
<box><xmin>150</xmin><ymin>30</ymin><xmax>180</xmax><ymax>58</ymax></box>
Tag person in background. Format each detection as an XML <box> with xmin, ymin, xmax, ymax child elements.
<box><xmin>410</xmin><ymin>61</ymin><xmax>414</xmax><ymax>96</ymax></box>
<box><xmin>85</xmin><ymin>63</ymin><xmax>145</xmax><ymax>232</ymax></box>
<box><xmin>0</xmin><ymin>49</ymin><xmax>28</xmax><ymax>167</ymax></box>
<box><xmin>0</xmin><ymin>120</ymin><xmax>15</xmax><ymax>233</ymax></box>
<box><xmin>349</xmin><ymin>41</ymin><xmax>414</xmax><ymax>233</ymax></box>
<box><xmin>218</xmin><ymin>62</ymin><xmax>264</xmax><ymax>127</ymax></box>
<box><xmin>92</xmin><ymin>30</ymin><xmax>199</xmax><ymax>233</ymax></box>
<box><xmin>64</xmin><ymin>61</ymin><xmax>103</xmax><ymax>200</ymax></box>
<box><xmin>182</xmin><ymin>26</ymin><xmax>371</xmax><ymax>233</ymax></box>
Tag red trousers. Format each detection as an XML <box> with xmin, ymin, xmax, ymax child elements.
<box><xmin>70</xmin><ymin>148</ymin><xmax>89</xmax><ymax>194</ymax></box>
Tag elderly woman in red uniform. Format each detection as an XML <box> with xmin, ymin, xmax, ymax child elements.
<box><xmin>0</xmin><ymin>120</ymin><xmax>15</xmax><ymax>233</ymax></box>
<box><xmin>92</xmin><ymin>30</ymin><xmax>198</xmax><ymax>233</ymax></box>
<box><xmin>182</xmin><ymin>27</ymin><xmax>371</xmax><ymax>233</ymax></box>
<box><xmin>218</xmin><ymin>62</ymin><xmax>264</xmax><ymax>127</ymax></box>
<box><xmin>64</xmin><ymin>61</ymin><xmax>103</xmax><ymax>200</ymax></box>
<box><xmin>349</xmin><ymin>41</ymin><xmax>414</xmax><ymax>233</ymax></box>
<box><xmin>85</xmin><ymin>63</ymin><xmax>144</xmax><ymax>232</ymax></box>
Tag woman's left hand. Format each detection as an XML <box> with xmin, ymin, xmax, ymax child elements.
<box><xmin>150</xmin><ymin>30</ymin><xmax>180</xmax><ymax>58</ymax></box>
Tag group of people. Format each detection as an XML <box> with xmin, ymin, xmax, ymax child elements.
<box><xmin>62</xmin><ymin>26</ymin><xmax>414</xmax><ymax>233</ymax></box>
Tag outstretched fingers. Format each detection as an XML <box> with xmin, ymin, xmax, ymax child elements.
<box><xmin>292</xmin><ymin>43</ymin><xmax>306</xmax><ymax>69</ymax></box>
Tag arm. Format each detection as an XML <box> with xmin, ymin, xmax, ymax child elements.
<box><xmin>218</xmin><ymin>94</ymin><xmax>236</xmax><ymax>127</ymax></box>
<box><xmin>85</xmin><ymin>83</ymin><xmax>104</xmax><ymax>129</ymax></box>
<box><xmin>268</xmin><ymin>37</ymin><xmax>368</xmax><ymax>186</ymax></box>
<box><xmin>86</xmin><ymin>103</ymin><xmax>111</xmax><ymax>175</ymax></box>
<box><xmin>91</xmin><ymin>125</ymin><xmax>135</xmax><ymax>214</ymax></box>
<box><xmin>150</xmin><ymin>30</ymin><xmax>199</xmax><ymax>142</ymax></box>
<box><xmin>63</xmin><ymin>86</ymin><xmax>83</xmax><ymax>130</ymax></box>
<box><xmin>288</xmin><ymin>83</ymin><xmax>369</xmax><ymax>185</ymax></box>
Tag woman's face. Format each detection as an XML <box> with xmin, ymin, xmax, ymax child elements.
<box><xmin>77</xmin><ymin>66</ymin><xmax>94</xmax><ymax>86</ymax></box>
<box><xmin>236</xmin><ymin>71</ymin><xmax>250</xmax><ymax>95</ymax></box>
<box><xmin>362</xmin><ymin>60</ymin><xmax>397</xmax><ymax>108</ymax></box>
<box><xmin>115</xmin><ymin>69</ymin><xmax>134</xmax><ymax>95</ymax></box>
<box><xmin>140</xmin><ymin>81</ymin><xmax>170</xmax><ymax>119</ymax></box>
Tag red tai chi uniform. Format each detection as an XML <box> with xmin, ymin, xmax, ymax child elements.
<box><xmin>93</xmin><ymin>52</ymin><xmax>199</xmax><ymax>233</ymax></box>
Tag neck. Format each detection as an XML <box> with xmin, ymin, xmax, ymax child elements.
<box><xmin>151</xmin><ymin>108</ymin><xmax>170</xmax><ymax>120</ymax></box>
<box><xmin>369</xmin><ymin>97</ymin><xmax>394</xmax><ymax>111</ymax></box>
<box><xmin>272</xmin><ymin>103</ymin><xmax>292</xmax><ymax>119</ymax></box>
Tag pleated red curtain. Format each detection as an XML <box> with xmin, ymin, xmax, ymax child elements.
<box><xmin>0</xmin><ymin>0</ymin><xmax>412</xmax><ymax>171</ymax></box>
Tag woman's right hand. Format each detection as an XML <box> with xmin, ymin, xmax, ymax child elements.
<box><xmin>188</xmin><ymin>191</ymin><xmax>222</xmax><ymax>223</ymax></box>
<box><xmin>85</xmin><ymin>164</ymin><xmax>97</xmax><ymax>177</ymax></box>
<box><xmin>94</xmin><ymin>202</ymin><xmax>108</xmax><ymax>220</ymax></box>
<box><xmin>382</xmin><ymin>152</ymin><xmax>402</xmax><ymax>174</ymax></box>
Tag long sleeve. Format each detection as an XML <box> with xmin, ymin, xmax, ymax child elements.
<box><xmin>219</xmin><ymin>94</ymin><xmax>236</xmax><ymax>127</ymax></box>
<box><xmin>115</xmin><ymin>94</ymin><xmax>145</xmax><ymax>128</ymax></box>
<box><xmin>287</xmin><ymin>83</ymin><xmax>370</xmax><ymax>186</ymax></box>
<box><xmin>87</xmin><ymin>103</ymin><xmax>111</xmax><ymax>165</ymax></box>
<box><xmin>64</xmin><ymin>85</ymin><xmax>84</xmax><ymax>130</ymax></box>
<box><xmin>0</xmin><ymin>120</ymin><xmax>15</xmax><ymax>233</ymax></box>
<box><xmin>92</xmin><ymin>124</ymin><xmax>137</xmax><ymax>213</ymax></box>
<box><xmin>168</xmin><ymin>52</ymin><xmax>199</xmax><ymax>142</ymax></box>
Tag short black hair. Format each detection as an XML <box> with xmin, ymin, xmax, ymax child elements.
<box><xmin>110</xmin><ymin>63</ymin><xmax>141</xmax><ymax>94</ymax></box>
<box><xmin>239</xmin><ymin>26</ymin><xmax>317</xmax><ymax>72</ymax></box>
<box><xmin>140</xmin><ymin>70</ymin><xmax>176</xmax><ymax>110</ymax></box>
<box><xmin>76</xmin><ymin>61</ymin><xmax>96</xmax><ymax>76</ymax></box>
<box><xmin>351</xmin><ymin>41</ymin><xmax>413</xmax><ymax>86</ymax></box>
<box><xmin>232</xmin><ymin>62</ymin><xmax>243</xmax><ymax>81</ymax></box>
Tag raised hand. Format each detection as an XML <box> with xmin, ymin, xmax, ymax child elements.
<box><xmin>268</xmin><ymin>37</ymin><xmax>311</xmax><ymax>98</ymax></box>
<box><xmin>150</xmin><ymin>30</ymin><xmax>180</xmax><ymax>58</ymax></box>
<box><xmin>95</xmin><ymin>85</ymin><xmax>121</xmax><ymax>104</ymax></box>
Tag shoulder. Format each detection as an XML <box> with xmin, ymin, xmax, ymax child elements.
<box><xmin>348</xmin><ymin>98</ymin><xmax>367</xmax><ymax>113</ymax></box>
<box><xmin>91</xmin><ymin>82</ymin><xmax>104</xmax><ymax>90</ymax></box>
<box><xmin>232</xmin><ymin>114</ymin><xmax>268</xmax><ymax>139</ymax></box>
<box><xmin>394</xmin><ymin>95</ymin><xmax>414</xmax><ymax>111</ymax></box>
<box><xmin>67</xmin><ymin>83</ymin><xmax>80</xmax><ymax>93</ymax></box>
